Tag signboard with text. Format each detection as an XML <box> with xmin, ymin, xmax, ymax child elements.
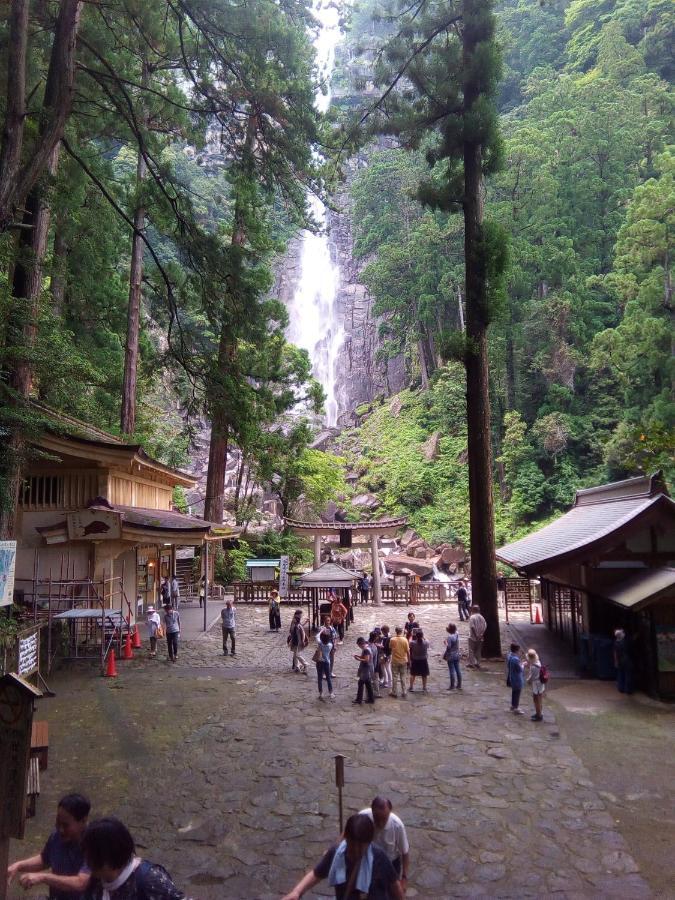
<box><xmin>18</xmin><ymin>632</ymin><xmax>39</xmax><ymax>678</ymax></box>
<box><xmin>278</xmin><ymin>555</ymin><xmax>290</xmax><ymax>598</ymax></box>
<box><xmin>0</xmin><ymin>541</ymin><xmax>16</xmax><ymax>608</ymax></box>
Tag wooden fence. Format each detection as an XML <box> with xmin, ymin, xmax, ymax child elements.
<box><xmin>232</xmin><ymin>580</ymin><xmax>451</xmax><ymax>605</ymax></box>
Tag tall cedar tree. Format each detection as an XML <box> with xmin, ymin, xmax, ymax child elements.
<box><xmin>372</xmin><ymin>0</ymin><xmax>507</xmax><ymax>654</ymax></box>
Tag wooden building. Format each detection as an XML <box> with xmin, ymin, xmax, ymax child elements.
<box><xmin>497</xmin><ymin>473</ymin><xmax>675</xmax><ymax>699</ymax></box>
<box><xmin>14</xmin><ymin>408</ymin><xmax>230</xmax><ymax>621</ymax></box>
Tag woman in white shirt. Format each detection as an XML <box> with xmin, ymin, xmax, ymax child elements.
<box><xmin>526</xmin><ymin>648</ymin><xmax>545</xmax><ymax>721</ymax></box>
<box><xmin>146</xmin><ymin>606</ymin><xmax>161</xmax><ymax>658</ymax></box>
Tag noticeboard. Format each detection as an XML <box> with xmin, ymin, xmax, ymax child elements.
<box><xmin>0</xmin><ymin>540</ymin><xmax>17</xmax><ymax>608</ymax></box>
<box><xmin>278</xmin><ymin>555</ymin><xmax>290</xmax><ymax>598</ymax></box>
<box><xmin>67</xmin><ymin>509</ymin><xmax>122</xmax><ymax>541</ymax></box>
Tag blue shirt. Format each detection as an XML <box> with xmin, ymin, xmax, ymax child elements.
<box><xmin>507</xmin><ymin>653</ymin><xmax>524</xmax><ymax>690</ymax></box>
<box><xmin>41</xmin><ymin>831</ymin><xmax>88</xmax><ymax>900</ymax></box>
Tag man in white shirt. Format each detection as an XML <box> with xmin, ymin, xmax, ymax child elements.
<box><xmin>468</xmin><ymin>604</ymin><xmax>487</xmax><ymax>668</ymax></box>
<box><xmin>359</xmin><ymin>796</ymin><xmax>410</xmax><ymax>890</ymax></box>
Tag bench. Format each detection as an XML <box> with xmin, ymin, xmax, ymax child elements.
<box><xmin>26</xmin><ymin>756</ymin><xmax>40</xmax><ymax>818</ymax></box>
<box><xmin>31</xmin><ymin>720</ymin><xmax>49</xmax><ymax>771</ymax></box>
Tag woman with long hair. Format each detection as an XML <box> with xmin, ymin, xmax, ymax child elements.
<box><xmin>281</xmin><ymin>813</ymin><xmax>403</xmax><ymax>899</ymax></box>
<box><xmin>444</xmin><ymin>623</ymin><xmax>462</xmax><ymax>690</ymax></box>
<box><xmin>409</xmin><ymin>628</ymin><xmax>430</xmax><ymax>693</ymax></box>
<box><xmin>525</xmin><ymin>648</ymin><xmax>545</xmax><ymax>721</ymax></box>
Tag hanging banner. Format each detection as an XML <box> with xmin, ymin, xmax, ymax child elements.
<box><xmin>0</xmin><ymin>540</ymin><xmax>17</xmax><ymax>608</ymax></box>
<box><xmin>278</xmin><ymin>555</ymin><xmax>290</xmax><ymax>598</ymax></box>
<box><xmin>18</xmin><ymin>631</ymin><xmax>39</xmax><ymax>677</ymax></box>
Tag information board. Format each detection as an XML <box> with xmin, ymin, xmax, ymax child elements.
<box><xmin>278</xmin><ymin>555</ymin><xmax>290</xmax><ymax>598</ymax></box>
<box><xmin>18</xmin><ymin>632</ymin><xmax>39</xmax><ymax>677</ymax></box>
<box><xmin>0</xmin><ymin>541</ymin><xmax>16</xmax><ymax>608</ymax></box>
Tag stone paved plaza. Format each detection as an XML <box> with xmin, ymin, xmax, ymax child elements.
<box><xmin>9</xmin><ymin>603</ymin><xmax>674</xmax><ymax>899</ymax></box>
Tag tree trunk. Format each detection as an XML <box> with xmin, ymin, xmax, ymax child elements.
<box><xmin>0</xmin><ymin>0</ymin><xmax>82</xmax><ymax>232</ymax></box>
<box><xmin>204</xmin><ymin>422</ymin><xmax>229</xmax><ymax>523</ymax></box>
<box><xmin>233</xmin><ymin>453</ymin><xmax>246</xmax><ymax>514</ymax></box>
<box><xmin>120</xmin><ymin>60</ymin><xmax>149</xmax><ymax>436</ymax></box>
<box><xmin>463</xmin><ymin>0</ymin><xmax>500</xmax><ymax>658</ymax></box>
<box><xmin>51</xmin><ymin>219</ymin><xmax>68</xmax><ymax>316</ymax></box>
<box><xmin>0</xmin><ymin>0</ymin><xmax>83</xmax><ymax>539</ymax></box>
<box><xmin>418</xmin><ymin>337</ymin><xmax>430</xmax><ymax>389</ymax></box>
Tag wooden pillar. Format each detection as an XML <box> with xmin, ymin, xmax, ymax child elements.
<box><xmin>313</xmin><ymin>534</ymin><xmax>321</xmax><ymax>570</ymax></box>
<box><xmin>371</xmin><ymin>533</ymin><xmax>381</xmax><ymax>606</ymax></box>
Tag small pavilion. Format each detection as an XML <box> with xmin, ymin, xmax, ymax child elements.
<box><xmin>296</xmin><ymin>561</ymin><xmax>359</xmax><ymax>630</ymax></box>
<box><xmin>285</xmin><ymin>516</ymin><xmax>408</xmax><ymax>605</ymax></box>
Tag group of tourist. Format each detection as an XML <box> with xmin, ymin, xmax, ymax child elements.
<box><xmin>7</xmin><ymin>794</ymin><xmax>187</xmax><ymax>899</ymax></box>
<box><xmin>146</xmin><ymin>602</ymin><xmax>181</xmax><ymax>662</ymax></box>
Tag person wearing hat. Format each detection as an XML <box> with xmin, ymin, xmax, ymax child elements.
<box><xmin>146</xmin><ymin>606</ymin><xmax>161</xmax><ymax>658</ymax></box>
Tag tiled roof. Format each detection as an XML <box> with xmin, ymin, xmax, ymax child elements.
<box><xmin>116</xmin><ymin>506</ymin><xmax>216</xmax><ymax>532</ymax></box>
<box><xmin>497</xmin><ymin>473</ymin><xmax>674</xmax><ymax>573</ymax></box>
<box><xmin>296</xmin><ymin>562</ymin><xmax>359</xmax><ymax>585</ymax></box>
<box><xmin>602</xmin><ymin>568</ymin><xmax>675</xmax><ymax>610</ymax></box>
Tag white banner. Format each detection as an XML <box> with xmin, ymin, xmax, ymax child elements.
<box><xmin>18</xmin><ymin>632</ymin><xmax>39</xmax><ymax>676</ymax></box>
<box><xmin>279</xmin><ymin>555</ymin><xmax>290</xmax><ymax>598</ymax></box>
<box><xmin>0</xmin><ymin>540</ymin><xmax>17</xmax><ymax>607</ymax></box>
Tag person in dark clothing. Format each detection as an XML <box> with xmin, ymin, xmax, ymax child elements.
<box><xmin>281</xmin><ymin>813</ymin><xmax>403</xmax><ymax>900</ymax></box>
<box><xmin>456</xmin><ymin>581</ymin><xmax>470</xmax><ymax>621</ymax></box>
<box><xmin>353</xmin><ymin>637</ymin><xmax>375</xmax><ymax>704</ymax></box>
<box><xmin>7</xmin><ymin>793</ymin><xmax>91</xmax><ymax>899</ymax></box>
<box><xmin>82</xmin><ymin>818</ymin><xmax>185</xmax><ymax>900</ymax></box>
<box><xmin>613</xmin><ymin>629</ymin><xmax>634</xmax><ymax>694</ymax></box>
<box><xmin>360</xmin><ymin>574</ymin><xmax>371</xmax><ymax>605</ymax></box>
<box><xmin>506</xmin><ymin>642</ymin><xmax>525</xmax><ymax>713</ymax></box>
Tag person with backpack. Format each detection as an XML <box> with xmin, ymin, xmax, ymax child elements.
<box><xmin>81</xmin><ymin>817</ymin><xmax>186</xmax><ymax>899</ymax></box>
<box><xmin>443</xmin><ymin>623</ymin><xmax>462</xmax><ymax>690</ymax></box>
<box><xmin>506</xmin><ymin>642</ymin><xmax>525</xmax><ymax>714</ymax></box>
<box><xmin>525</xmin><ymin>648</ymin><xmax>547</xmax><ymax>721</ymax></box>
<box><xmin>456</xmin><ymin>581</ymin><xmax>470</xmax><ymax>621</ymax></box>
<box><xmin>268</xmin><ymin>589</ymin><xmax>282</xmax><ymax>632</ymax></box>
<box><xmin>288</xmin><ymin>609</ymin><xmax>309</xmax><ymax>674</ymax></box>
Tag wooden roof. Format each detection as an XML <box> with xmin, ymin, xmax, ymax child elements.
<box><xmin>497</xmin><ymin>472</ymin><xmax>674</xmax><ymax>574</ymax></box>
<box><xmin>601</xmin><ymin>567</ymin><xmax>675</xmax><ymax>611</ymax></box>
<box><xmin>296</xmin><ymin>562</ymin><xmax>359</xmax><ymax>587</ymax></box>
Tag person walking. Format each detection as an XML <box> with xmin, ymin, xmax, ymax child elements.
<box><xmin>269</xmin><ymin>589</ymin><xmax>282</xmax><ymax>632</ymax></box>
<box><xmin>525</xmin><ymin>648</ymin><xmax>545</xmax><ymax>721</ymax></box>
<box><xmin>359</xmin><ymin>797</ymin><xmax>410</xmax><ymax>887</ymax></box>
<box><xmin>288</xmin><ymin>609</ymin><xmax>309</xmax><ymax>674</ymax></box>
<box><xmin>389</xmin><ymin>626</ymin><xmax>410</xmax><ymax>698</ymax></box>
<box><xmin>7</xmin><ymin>794</ymin><xmax>91</xmax><ymax>899</ymax></box>
<box><xmin>467</xmin><ymin>604</ymin><xmax>487</xmax><ymax>668</ymax></box>
<box><xmin>456</xmin><ymin>580</ymin><xmax>470</xmax><ymax>621</ymax></box>
<box><xmin>81</xmin><ymin>818</ymin><xmax>186</xmax><ymax>899</ymax></box>
<box><xmin>146</xmin><ymin>605</ymin><xmax>161</xmax><ymax>658</ymax></box>
<box><xmin>443</xmin><ymin>623</ymin><xmax>462</xmax><ymax>690</ymax></box>
<box><xmin>331</xmin><ymin>593</ymin><xmax>349</xmax><ymax>643</ymax></box>
<box><xmin>360</xmin><ymin>573</ymin><xmax>371</xmax><ymax>605</ymax></box>
<box><xmin>221</xmin><ymin>599</ymin><xmax>236</xmax><ymax>656</ymax></box>
<box><xmin>353</xmin><ymin>637</ymin><xmax>375</xmax><ymax>704</ymax></box>
<box><xmin>281</xmin><ymin>813</ymin><xmax>402</xmax><ymax>900</ymax></box>
<box><xmin>170</xmin><ymin>574</ymin><xmax>180</xmax><ymax>609</ymax></box>
<box><xmin>198</xmin><ymin>576</ymin><xmax>206</xmax><ymax>608</ymax></box>
<box><xmin>506</xmin><ymin>642</ymin><xmax>525</xmax><ymax>714</ymax></box>
<box><xmin>160</xmin><ymin>576</ymin><xmax>171</xmax><ymax>608</ymax></box>
<box><xmin>409</xmin><ymin>629</ymin><xmax>430</xmax><ymax>693</ymax></box>
<box><xmin>164</xmin><ymin>604</ymin><xmax>180</xmax><ymax>662</ymax></box>
<box><xmin>380</xmin><ymin>625</ymin><xmax>393</xmax><ymax>691</ymax></box>
<box><xmin>315</xmin><ymin>630</ymin><xmax>335</xmax><ymax>701</ymax></box>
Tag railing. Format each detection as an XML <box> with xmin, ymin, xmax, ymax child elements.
<box><xmin>233</xmin><ymin>580</ymin><xmax>451</xmax><ymax>604</ymax></box>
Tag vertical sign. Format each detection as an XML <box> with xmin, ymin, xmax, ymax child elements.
<box><xmin>278</xmin><ymin>555</ymin><xmax>290</xmax><ymax>598</ymax></box>
<box><xmin>0</xmin><ymin>541</ymin><xmax>17</xmax><ymax>608</ymax></box>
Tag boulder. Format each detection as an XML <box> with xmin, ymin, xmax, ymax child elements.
<box><xmin>413</xmin><ymin>546</ymin><xmax>429</xmax><ymax>559</ymax></box>
<box><xmin>389</xmin><ymin>396</ymin><xmax>403</xmax><ymax>418</ymax></box>
<box><xmin>383</xmin><ymin>554</ymin><xmax>435</xmax><ymax>578</ymax></box>
<box><xmin>400</xmin><ymin>529</ymin><xmax>419</xmax><ymax>549</ymax></box>
<box><xmin>422</xmin><ymin>431</ymin><xmax>441</xmax><ymax>461</ymax></box>
<box><xmin>351</xmin><ymin>493</ymin><xmax>380</xmax><ymax>510</ymax></box>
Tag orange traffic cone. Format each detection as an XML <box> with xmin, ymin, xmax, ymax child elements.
<box><xmin>534</xmin><ymin>605</ymin><xmax>543</xmax><ymax>625</ymax></box>
<box><xmin>132</xmin><ymin>626</ymin><xmax>142</xmax><ymax>649</ymax></box>
<box><xmin>122</xmin><ymin>630</ymin><xmax>134</xmax><ymax>660</ymax></box>
<box><xmin>104</xmin><ymin>650</ymin><xmax>118</xmax><ymax>677</ymax></box>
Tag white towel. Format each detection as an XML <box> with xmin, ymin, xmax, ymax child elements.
<box><xmin>101</xmin><ymin>856</ymin><xmax>141</xmax><ymax>900</ymax></box>
<box><xmin>327</xmin><ymin>840</ymin><xmax>374</xmax><ymax>894</ymax></box>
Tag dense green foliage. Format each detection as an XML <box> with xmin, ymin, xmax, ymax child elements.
<box><xmin>340</xmin><ymin>0</ymin><xmax>674</xmax><ymax>536</ymax></box>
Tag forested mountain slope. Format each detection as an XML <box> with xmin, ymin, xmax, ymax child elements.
<box><xmin>333</xmin><ymin>0</ymin><xmax>673</xmax><ymax>537</ymax></box>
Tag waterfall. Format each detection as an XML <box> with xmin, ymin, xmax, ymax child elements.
<box><xmin>285</xmin><ymin>2</ymin><xmax>343</xmax><ymax>426</ymax></box>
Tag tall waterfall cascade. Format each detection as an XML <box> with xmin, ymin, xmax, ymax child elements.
<box><xmin>285</xmin><ymin>2</ymin><xmax>344</xmax><ymax>426</ymax></box>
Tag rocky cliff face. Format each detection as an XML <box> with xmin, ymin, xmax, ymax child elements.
<box><xmin>328</xmin><ymin>157</ymin><xmax>407</xmax><ymax>425</ymax></box>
